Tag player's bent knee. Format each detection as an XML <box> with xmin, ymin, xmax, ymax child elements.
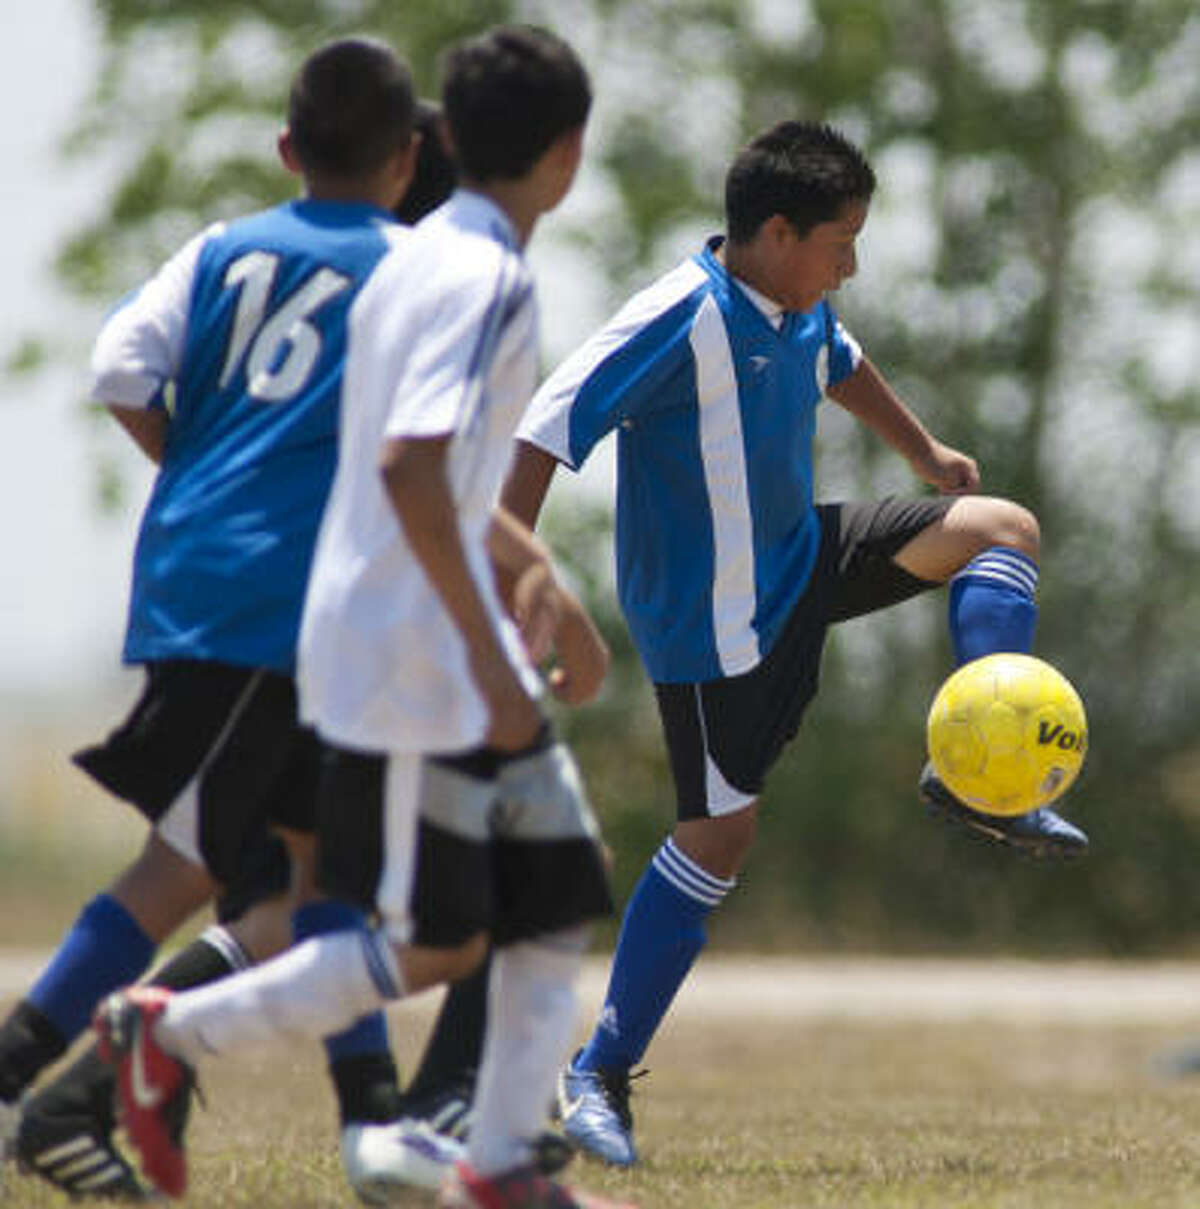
<box><xmin>983</xmin><ymin>498</ymin><xmax>1040</xmax><ymax>558</ymax></box>
<box><xmin>943</xmin><ymin>496</ymin><xmax>1041</xmax><ymax>563</ymax></box>
<box><xmin>675</xmin><ymin>806</ymin><xmax>758</xmax><ymax>880</ymax></box>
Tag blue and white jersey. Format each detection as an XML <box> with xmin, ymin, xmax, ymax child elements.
<box><xmin>90</xmin><ymin>200</ymin><xmax>404</xmax><ymax>673</ymax></box>
<box><xmin>519</xmin><ymin>237</ymin><xmax>862</xmax><ymax>684</ymax></box>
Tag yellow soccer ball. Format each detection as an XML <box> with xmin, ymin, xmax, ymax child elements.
<box><xmin>926</xmin><ymin>653</ymin><xmax>1087</xmax><ymax>817</ymax></box>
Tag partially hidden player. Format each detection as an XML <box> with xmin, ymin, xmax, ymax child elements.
<box><xmin>94</xmin><ymin>25</ymin><xmax>633</xmax><ymax>1209</ymax></box>
<box><xmin>0</xmin><ymin>42</ymin><xmax>467</xmax><ymax>1202</ymax></box>
<box><xmin>500</xmin><ymin>119</ymin><xmax>1088</xmax><ymax>1167</ymax></box>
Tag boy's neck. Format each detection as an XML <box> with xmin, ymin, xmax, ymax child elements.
<box><xmin>303</xmin><ymin>182</ymin><xmax>385</xmax><ymax>208</ymax></box>
<box><xmin>460</xmin><ymin>178</ymin><xmax>538</xmax><ymax>248</ymax></box>
<box><xmin>716</xmin><ymin>239</ymin><xmax>782</xmax><ymax>308</ymax></box>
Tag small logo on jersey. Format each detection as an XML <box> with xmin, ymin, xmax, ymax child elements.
<box><xmin>749</xmin><ymin>355</ymin><xmax>771</xmax><ymax>374</ymax></box>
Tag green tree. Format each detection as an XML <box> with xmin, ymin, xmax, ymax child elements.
<box><xmin>58</xmin><ymin>0</ymin><xmax>1200</xmax><ymax>952</ymax></box>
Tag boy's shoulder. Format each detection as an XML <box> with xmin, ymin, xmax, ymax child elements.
<box><xmin>389</xmin><ymin>197</ymin><xmax>529</xmax><ymax>315</ymax></box>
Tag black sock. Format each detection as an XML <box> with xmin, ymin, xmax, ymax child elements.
<box><xmin>148</xmin><ymin>926</ymin><xmax>248</xmax><ymax>991</ymax></box>
<box><xmin>0</xmin><ymin>1000</ymin><xmax>68</xmax><ymax>1103</ymax></box>
<box><xmin>330</xmin><ymin>1052</ymin><xmax>403</xmax><ymax>1125</ymax></box>
<box><xmin>23</xmin><ymin>928</ymin><xmax>245</xmax><ymax>1120</ymax></box>
<box><xmin>404</xmin><ymin>953</ymin><xmax>490</xmax><ymax>1102</ymax></box>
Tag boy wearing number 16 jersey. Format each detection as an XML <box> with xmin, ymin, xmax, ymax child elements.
<box><xmin>0</xmin><ymin>40</ymin><xmax>463</xmax><ymax>1201</ymax></box>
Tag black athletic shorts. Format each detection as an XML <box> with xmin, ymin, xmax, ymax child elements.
<box><xmin>655</xmin><ymin>495</ymin><xmax>954</xmax><ymax>820</ymax></box>
<box><xmin>73</xmin><ymin>659</ymin><xmax>319</xmax><ymax>907</ymax></box>
<box><xmin>315</xmin><ymin>727</ymin><xmax>613</xmax><ymax>949</ymax></box>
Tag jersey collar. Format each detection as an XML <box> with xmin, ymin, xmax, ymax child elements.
<box><xmin>699</xmin><ymin>236</ymin><xmax>787</xmax><ymax>331</ymax></box>
<box><xmin>445</xmin><ymin>189</ymin><xmax>521</xmax><ymax>252</ymax></box>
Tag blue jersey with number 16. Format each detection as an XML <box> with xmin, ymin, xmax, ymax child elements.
<box><xmin>90</xmin><ymin>199</ymin><xmax>404</xmax><ymax>674</ymax></box>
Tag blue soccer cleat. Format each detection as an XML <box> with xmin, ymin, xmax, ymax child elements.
<box><xmin>919</xmin><ymin>763</ymin><xmax>1088</xmax><ymax>860</ymax></box>
<box><xmin>555</xmin><ymin>1054</ymin><xmax>638</xmax><ymax>1168</ymax></box>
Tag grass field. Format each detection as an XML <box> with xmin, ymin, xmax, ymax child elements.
<box><xmin>7</xmin><ymin>966</ymin><xmax>1200</xmax><ymax>1208</ymax></box>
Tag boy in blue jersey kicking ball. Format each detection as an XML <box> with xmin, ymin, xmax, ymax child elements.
<box><xmin>501</xmin><ymin>119</ymin><xmax>1088</xmax><ymax>1167</ymax></box>
<box><xmin>0</xmin><ymin>40</ymin><xmax>477</xmax><ymax>1201</ymax></box>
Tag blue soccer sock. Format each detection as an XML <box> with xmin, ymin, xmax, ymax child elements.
<box><xmin>948</xmin><ymin>546</ymin><xmax>1038</xmax><ymax>665</ymax></box>
<box><xmin>293</xmin><ymin>900</ymin><xmax>390</xmax><ymax>1061</ymax></box>
<box><xmin>27</xmin><ymin>893</ymin><xmax>156</xmax><ymax>1043</ymax></box>
<box><xmin>576</xmin><ymin>837</ymin><xmax>735</xmax><ymax>1074</ymax></box>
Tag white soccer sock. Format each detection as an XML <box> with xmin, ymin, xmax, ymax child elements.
<box><xmin>467</xmin><ymin>929</ymin><xmax>587</xmax><ymax>1178</ymax></box>
<box><xmin>155</xmin><ymin>928</ymin><xmax>402</xmax><ymax>1067</ymax></box>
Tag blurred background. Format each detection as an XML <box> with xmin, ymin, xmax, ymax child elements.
<box><xmin>2</xmin><ymin>0</ymin><xmax>1198</xmax><ymax>955</ymax></box>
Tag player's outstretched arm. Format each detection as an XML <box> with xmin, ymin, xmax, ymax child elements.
<box><xmin>828</xmin><ymin>357</ymin><xmax>979</xmax><ymax>494</ymax></box>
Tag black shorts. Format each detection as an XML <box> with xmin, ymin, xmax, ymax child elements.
<box><xmin>315</xmin><ymin>728</ymin><xmax>613</xmax><ymax>949</ymax></box>
<box><xmin>656</xmin><ymin>496</ymin><xmax>953</xmax><ymax>819</ymax></box>
<box><xmin>73</xmin><ymin>660</ymin><xmax>319</xmax><ymax>901</ymax></box>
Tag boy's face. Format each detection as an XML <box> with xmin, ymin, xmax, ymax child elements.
<box><xmin>763</xmin><ymin>198</ymin><xmax>868</xmax><ymax>312</ymax></box>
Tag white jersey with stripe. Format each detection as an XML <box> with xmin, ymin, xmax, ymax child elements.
<box><xmin>519</xmin><ymin>236</ymin><xmax>862</xmax><ymax>684</ymax></box>
<box><xmin>299</xmin><ymin>190</ymin><xmax>541</xmax><ymax>753</ymax></box>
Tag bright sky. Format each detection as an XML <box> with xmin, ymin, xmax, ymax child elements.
<box><xmin>0</xmin><ymin>0</ymin><xmax>153</xmax><ymax>709</ymax></box>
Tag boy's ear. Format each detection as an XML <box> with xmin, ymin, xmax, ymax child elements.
<box><xmin>277</xmin><ymin>127</ymin><xmax>302</xmax><ymax>176</ymax></box>
<box><xmin>761</xmin><ymin>213</ymin><xmax>800</xmax><ymax>247</ymax></box>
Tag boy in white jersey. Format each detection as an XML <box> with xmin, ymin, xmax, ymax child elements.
<box><xmin>1</xmin><ymin>45</ymin><xmax>469</xmax><ymax>1202</ymax></box>
<box><xmin>502</xmin><ymin>120</ymin><xmax>1088</xmax><ymax>1166</ymax></box>
<box><xmin>95</xmin><ymin>26</ymin><xmax>631</xmax><ymax>1209</ymax></box>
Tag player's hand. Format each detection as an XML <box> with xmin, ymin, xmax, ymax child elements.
<box><xmin>912</xmin><ymin>440</ymin><xmax>980</xmax><ymax>495</ymax></box>
<box><xmin>511</xmin><ymin>559</ymin><xmax>560</xmax><ymax>664</ymax></box>
<box><xmin>470</xmin><ymin>649</ymin><xmax>545</xmax><ymax>752</ymax></box>
<box><xmin>547</xmin><ymin>592</ymin><xmax>609</xmax><ymax>706</ymax></box>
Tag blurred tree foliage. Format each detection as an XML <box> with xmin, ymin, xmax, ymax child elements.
<box><xmin>64</xmin><ymin>0</ymin><xmax>1200</xmax><ymax>952</ymax></box>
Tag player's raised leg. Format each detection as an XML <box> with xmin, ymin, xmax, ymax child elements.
<box><xmin>897</xmin><ymin>495</ymin><xmax>1088</xmax><ymax>857</ymax></box>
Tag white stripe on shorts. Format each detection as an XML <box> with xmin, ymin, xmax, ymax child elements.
<box><xmin>375</xmin><ymin>752</ymin><xmax>424</xmax><ymax>945</ymax></box>
<box><xmin>156</xmin><ymin>670</ymin><xmax>266</xmax><ymax>869</ymax></box>
<box><xmin>695</xmin><ymin>684</ymin><xmax>756</xmax><ymax>818</ymax></box>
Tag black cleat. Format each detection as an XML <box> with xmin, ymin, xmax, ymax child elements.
<box><xmin>16</xmin><ymin>1095</ymin><xmax>150</xmax><ymax>1200</ymax></box>
<box><xmin>920</xmin><ymin>762</ymin><xmax>1088</xmax><ymax>860</ymax></box>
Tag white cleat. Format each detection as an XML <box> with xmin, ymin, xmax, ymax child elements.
<box><xmin>342</xmin><ymin>1117</ymin><xmax>466</xmax><ymax>1203</ymax></box>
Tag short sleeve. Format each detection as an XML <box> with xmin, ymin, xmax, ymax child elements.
<box><xmin>825</xmin><ymin>303</ymin><xmax>862</xmax><ymax>390</ymax></box>
<box><xmin>519</xmin><ymin>275</ymin><xmax>705</xmax><ymax>470</ymax></box>
<box><xmin>384</xmin><ymin>252</ymin><xmax>533</xmax><ymax>441</ymax></box>
<box><xmin>89</xmin><ymin>223</ymin><xmax>223</xmax><ymax>408</ymax></box>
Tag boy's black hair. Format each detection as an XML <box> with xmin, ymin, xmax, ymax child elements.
<box><xmin>394</xmin><ymin>100</ymin><xmax>458</xmax><ymax>225</ymax></box>
<box><xmin>725</xmin><ymin>121</ymin><xmax>876</xmax><ymax>244</ymax></box>
<box><xmin>441</xmin><ymin>25</ymin><xmax>590</xmax><ymax>183</ymax></box>
<box><xmin>288</xmin><ymin>37</ymin><xmax>416</xmax><ymax>179</ymax></box>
